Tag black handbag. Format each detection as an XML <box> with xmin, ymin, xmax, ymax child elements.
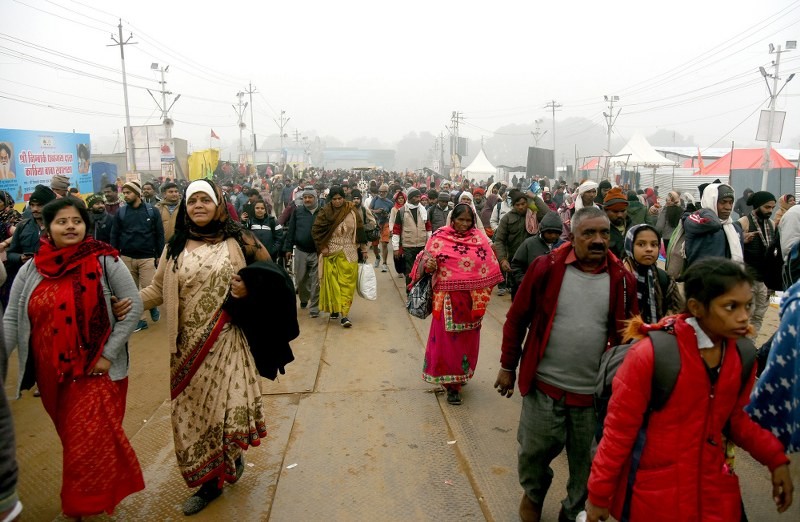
<box><xmin>406</xmin><ymin>274</ymin><xmax>433</xmax><ymax>319</ymax></box>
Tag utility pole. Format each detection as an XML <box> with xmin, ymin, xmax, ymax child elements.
<box><xmin>108</xmin><ymin>19</ymin><xmax>137</xmax><ymax>172</ymax></box>
<box><xmin>603</xmin><ymin>95</ymin><xmax>621</xmax><ymax>179</ymax></box>
<box><xmin>531</xmin><ymin>118</ymin><xmax>547</xmax><ymax>146</ymax></box>
<box><xmin>544</xmin><ymin>100</ymin><xmax>561</xmax><ymax>179</ymax></box>
<box><xmin>450</xmin><ymin>111</ymin><xmax>463</xmax><ymax>181</ymax></box>
<box><xmin>273</xmin><ymin>110</ymin><xmax>290</xmax><ymax>166</ymax></box>
<box><xmin>244</xmin><ymin>82</ymin><xmax>257</xmax><ymax>153</ymax></box>
<box><xmin>759</xmin><ymin>42</ymin><xmax>796</xmax><ymax>191</ymax></box>
<box><xmin>146</xmin><ymin>64</ymin><xmax>181</xmax><ymax>139</ymax></box>
<box><xmin>233</xmin><ymin>91</ymin><xmax>248</xmax><ymax>165</ymax></box>
<box><xmin>439</xmin><ymin>132</ymin><xmax>445</xmax><ymax>175</ymax></box>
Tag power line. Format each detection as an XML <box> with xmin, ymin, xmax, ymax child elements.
<box><xmin>704</xmin><ymin>97</ymin><xmax>769</xmax><ymax>150</ymax></box>
<box><xmin>11</xmin><ymin>0</ymin><xmax>111</xmax><ymax>34</ymax></box>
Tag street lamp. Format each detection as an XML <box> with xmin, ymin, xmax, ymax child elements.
<box><xmin>759</xmin><ymin>41</ymin><xmax>795</xmax><ymax>191</ymax></box>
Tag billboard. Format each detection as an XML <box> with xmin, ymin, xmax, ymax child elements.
<box><xmin>526</xmin><ymin>147</ymin><xmax>555</xmax><ymax>179</ymax></box>
<box><xmin>0</xmin><ymin>128</ymin><xmax>92</xmax><ymax>208</ymax></box>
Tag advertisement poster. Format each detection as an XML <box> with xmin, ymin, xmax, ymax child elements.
<box><xmin>0</xmin><ymin>128</ymin><xmax>92</xmax><ymax>210</ymax></box>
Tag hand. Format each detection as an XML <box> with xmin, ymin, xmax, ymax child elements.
<box><xmin>320</xmin><ymin>247</ymin><xmax>330</xmax><ymax>256</ymax></box>
<box><xmin>89</xmin><ymin>356</ymin><xmax>111</xmax><ymax>377</ymax></box>
<box><xmin>494</xmin><ymin>369</ymin><xmax>516</xmax><ymax>398</ymax></box>
<box><xmin>111</xmin><ymin>296</ymin><xmax>132</xmax><ymax>321</ymax></box>
<box><xmin>771</xmin><ymin>463</ymin><xmax>793</xmax><ymax>513</ymax></box>
<box><xmin>500</xmin><ymin>259</ymin><xmax>511</xmax><ymax>272</ymax></box>
<box><xmin>585</xmin><ymin>500</ymin><xmax>610</xmax><ymax>521</ymax></box>
<box><xmin>230</xmin><ymin>274</ymin><xmax>248</xmax><ymax>298</ymax></box>
<box><xmin>744</xmin><ymin>231</ymin><xmax>756</xmax><ymax>244</ymax></box>
<box><xmin>284</xmin><ymin>251</ymin><xmax>292</xmax><ymax>262</ymax></box>
<box><xmin>425</xmin><ymin>257</ymin><xmax>437</xmax><ymax>272</ymax></box>
<box><xmin>393</xmin><ymin>250</ymin><xmax>401</xmax><ymax>259</ymax></box>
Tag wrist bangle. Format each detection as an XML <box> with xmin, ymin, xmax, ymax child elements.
<box><xmin>500</xmin><ymin>367</ymin><xmax>515</xmax><ymax>373</ymax></box>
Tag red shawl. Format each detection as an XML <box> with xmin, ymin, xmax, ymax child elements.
<box><xmin>35</xmin><ymin>237</ymin><xmax>119</xmax><ymax>381</ymax></box>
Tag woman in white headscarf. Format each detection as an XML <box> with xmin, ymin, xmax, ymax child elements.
<box><xmin>559</xmin><ymin>180</ymin><xmax>600</xmax><ymax>241</ymax></box>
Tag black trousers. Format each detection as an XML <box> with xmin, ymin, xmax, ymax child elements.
<box><xmin>402</xmin><ymin>246</ymin><xmax>424</xmax><ymax>291</ymax></box>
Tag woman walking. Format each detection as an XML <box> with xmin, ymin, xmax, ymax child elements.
<box><xmin>773</xmin><ymin>193</ymin><xmax>795</xmax><ymax>227</ymax></box>
<box><xmin>139</xmin><ymin>179</ymin><xmax>270</xmax><ymax>515</ymax></box>
<box><xmin>412</xmin><ymin>203</ymin><xmax>504</xmax><ymax>405</ymax></box>
<box><xmin>312</xmin><ymin>185</ymin><xmax>368</xmax><ymax>327</ymax></box>
<box><xmin>2</xmin><ymin>197</ymin><xmax>144</xmax><ymax>519</ymax></box>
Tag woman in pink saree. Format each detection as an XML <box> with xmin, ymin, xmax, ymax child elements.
<box><xmin>411</xmin><ymin>203</ymin><xmax>504</xmax><ymax>405</ymax></box>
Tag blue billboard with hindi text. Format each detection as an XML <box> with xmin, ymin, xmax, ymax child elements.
<box><xmin>0</xmin><ymin>128</ymin><xmax>92</xmax><ymax>210</ymax></box>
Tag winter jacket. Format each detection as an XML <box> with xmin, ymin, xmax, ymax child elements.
<box><xmin>7</xmin><ymin>218</ymin><xmax>44</xmax><ymax>269</ymax></box>
<box><xmin>734</xmin><ymin>195</ymin><xmax>753</xmax><ymax>219</ymax></box>
<box><xmin>608</xmin><ymin>218</ymin><xmax>631</xmax><ymax>260</ymax></box>
<box><xmin>683</xmin><ymin>209</ymin><xmax>743</xmax><ymax>268</ymax></box>
<box><xmin>427</xmin><ymin>204</ymin><xmax>451</xmax><ymax>233</ymax></box>
<box><xmin>155</xmin><ymin>200</ymin><xmax>180</xmax><ymax>242</ymax></box>
<box><xmin>493</xmin><ymin>210</ymin><xmax>533</xmax><ymax>262</ymax></box>
<box><xmin>246</xmin><ymin>216</ymin><xmax>283</xmax><ymax>259</ymax></box>
<box><xmin>481</xmin><ymin>194</ymin><xmax>499</xmax><ymax>227</ymax></box>
<box><xmin>587</xmin><ymin>316</ymin><xmax>789</xmax><ymax>522</ymax></box>
<box><xmin>737</xmin><ymin>213</ymin><xmax>775</xmax><ymax>281</ymax></box>
<box><xmin>627</xmin><ymin>201</ymin><xmax>647</xmax><ymax>226</ymax></box>
<box><xmin>510</xmin><ymin>235</ymin><xmax>563</xmax><ymax>286</ymax></box>
<box><xmin>500</xmin><ymin>244</ymin><xmax>638</xmax><ymax>396</ymax></box>
<box><xmin>90</xmin><ymin>210</ymin><xmax>113</xmax><ymax>244</ymax></box>
<box><xmin>110</xmin><ymin>202</ymin><xmax>166</xmax><ymax>259</ymax></box>
<box><xmin>283</xmin><ymin>205</ymin><xmax>319</xmax><ymax>254</ymax></box>
<box><xmin>391</xmin><ymin>204</ymin><xmax>431</xmax><ymax>250</ymax></box>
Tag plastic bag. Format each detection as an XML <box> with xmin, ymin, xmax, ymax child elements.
<box><xmin>406</xmin><ymin>274</ymin><xmax>433</xmax><ymax>319</ymax></box>
<box><xmin>357</xmin><ymin>263</ymin><xmax>378</xmax><ymax>300</ymax></box>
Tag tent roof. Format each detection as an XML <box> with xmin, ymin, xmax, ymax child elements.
<box><xmin>694</xmin><ymin>148</ymin><xmax>797</xmax><ymax>175</ymax></box>
<box><xmin>611</xmin><ymin>134</ymin><xmax>676</xmax><ymax>167</ymax></box>
<box><xmin>579</xmin><ymin>158</ymin><xmax>601</xmax><ymax>170</ymax></box>
<box><xmin>463</xmin><ymin>148</ymin><xmax>497</xmax><ymax>174</ymax></box>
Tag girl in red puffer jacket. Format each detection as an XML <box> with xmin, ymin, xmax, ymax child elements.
<box><xmin>586</xmin><ymin>258</ymin><xmax>793</xmax><ymax>522</ymax></box>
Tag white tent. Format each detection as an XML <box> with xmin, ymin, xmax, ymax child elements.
<box><xmin>462</xmin><ymin>149</ymin><xmax>498</xmax><ymax>183</ymax></box>
<box><xmin>611</xmin><ymin>134</ymin><xmax>676</xmax><ymax>167</ymax></box>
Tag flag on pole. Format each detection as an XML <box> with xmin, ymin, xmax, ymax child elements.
<box><xmin>211</xmin><ymin>129</ymin><xmax>220</xmax><ymax>140</ymax></box>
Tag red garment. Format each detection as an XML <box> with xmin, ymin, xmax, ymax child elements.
<box><xmin>587</xmin><ymin>316</ymin><xmax>789</xmax><ymax>522</ymax></box>
<box><xmin>30</xmin><ymin>280</ymin><xmax>144</xmax><ymax>517</ymax></box>
<box><xmin>500</xmin><ymin>243</ymin><xmax>638</xmax><ymax>396</ymax></box>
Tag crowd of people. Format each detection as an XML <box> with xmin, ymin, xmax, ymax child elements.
<box><xmin>0</xmin><ymin>166</ymin><xmax>798</xmax><ymax>521</ymax></box>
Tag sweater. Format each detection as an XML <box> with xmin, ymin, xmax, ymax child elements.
<box><xmin>2</xmin><ymin>255</ymin><xmax>143</xmax><ymax>396</ymax></box>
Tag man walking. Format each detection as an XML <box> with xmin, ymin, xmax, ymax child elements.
<box><xmin>283</xmin><ymin>188</ymin><xmax>321</xmax><ymax>317</ymax></box>
<box><xmin>156</xmin><ymin>182</ymin><xmax>181</xmax><ymax>241</ymax></box>
<box><xmin>428</xmin><ymin>191</ymin><xmax>452</xmax><ymax>233</ymax></box>
<box><xmin>103</xmin><ymin>183</ymin><xmax>123</xmax><ymax>216</ymax></box>
<box><xmin>111</xmin><ymin>180</ymin><xmax>165</xmax><ymax>332</ymax></box>
<box><xmin>391</xmin><ymin>187</ymin><xmax>430</xmax><ymax>289</ymax></box>
<box><xmin>369</xmin><ymin>184</ymin><xmax>394</xmax><ymax>272</ymax></box>
<box><xmin>141</xmin><ymin>181</ymin><xmax>161</xmax><ymax>204</ymax></box>
<box><xmin>738</xmin><ymin>190</ymin><xmax>777</xmax><ymax>337</ymax></box>
<box><xmin>494</xmin><ymin>207</ymin><xmax>637</xmax><ymax>522</ymax></box>
<box><xmin>603</xmin><ymin>187</ymin><xmax>631</xmax><ymax>259</ymax></box>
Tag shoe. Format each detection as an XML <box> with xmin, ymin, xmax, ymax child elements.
<box><xmin>341</xmin><ymin>317</ymin><xmax>352</xmax><ymax>328</ymax></box>
<box><xmin>557</xmin><ymin>507</ymin><xmax>574</xmax><ymax>522</ymax></box>
<box><xmin>519</xmin><ymin>494</ymin><xmax>542</xmax><ymax>522</ymax></box>
<box><xmin>231</xmin><ymin>454</ymin><xmax>245</xmax><ymax>484</ymax></box>
<box><xmin>381</xmin><ymin>264</ymin><xmax>388</xmax><ymax>273</ymax></box>
<box><xmin>497</xmin><ymin>288</ymin><xmax>507</xmax><ymax>296</ymax></box>
<box><xmin>373</xmin><ymin>256</ymin><xmax>380</xmax><ymax>268</ymax></box>
<box><xmin>182</xmin><ymin>482</ymin><xmax>222</xmax><ymax>516</ymax></box>
<box><xmin>309</xmin><ymin>311</ymin><xmax>319</xmax><ymax>318</ymax></box>
<box><xmin>446</xmin><ymin>390</ymin><xmax>462</xmax><ymax>405</ymax></box>
<box><xmin>330</xmin><ymin>312</ymin><xmax>340</xmax><ymax>319</ymax></box>
<box><xmin>300</xmin><ymin>302</ymin><xmax>308</xmax><ymax>309</ymax></box>
<box><xmin>150</xmin><ymin>307</ymin><xmax>160</xmax><ymax>322</ymax></box>
<box><xmin>134</xmin><ymin>320</ymin><xmax>148</xmax><ymax>332</ymax></box>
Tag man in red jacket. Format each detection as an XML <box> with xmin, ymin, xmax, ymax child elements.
<box><xmin>494</xmin><ymin>206</ymin><xmax>638</xmax><ymax>522</ymax></box>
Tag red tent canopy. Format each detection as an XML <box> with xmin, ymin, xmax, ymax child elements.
<box><xmin>694</xmin><ymin>148</ymin><xmax>797</xmax><ymax>175</ymax></box>
<box><xmin>579</xmin><ymin>158</ymin><xmax>601</xmax><ymax>170</ymax></box>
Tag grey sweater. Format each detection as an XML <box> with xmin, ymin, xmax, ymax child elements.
<box><xmin>2</xmin><ymin>255</ymin><xmax>143</xmax><ymax>397</ymax></box>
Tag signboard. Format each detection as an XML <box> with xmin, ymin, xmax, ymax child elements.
<box><xmin>0</xmin><ymin>128</ymin><xmax>92</xmax><ymax>208</ymax></box>
<box><xmin>756</xmin><ymin>110</ymin><xmax>786</xmax><ymax>142</ymax></box>
<box><xmin>160</xmin><ymin>138</ymin><xmax>176</xmax><ymax>162</ymax></box>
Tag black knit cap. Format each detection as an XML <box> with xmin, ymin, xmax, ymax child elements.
<box><xmin>747</xmin><ymin>190</ymin><xmax>776</xmax><ymax>208</ymax></box>
<box><xmin>29</xmin><ymin>184</ymin><xmax>56</xmax><ymax>205</ymax></box>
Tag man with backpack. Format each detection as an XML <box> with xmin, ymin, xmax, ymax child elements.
<box><xmin>111</xmin><ymin>180</ymin><xmax>165</xmax><ymax>332</ymax></box>
<box><xmin>494</xmin><ymin>207</ymin><xmax>638</xmax><ymax>522</ymax></box>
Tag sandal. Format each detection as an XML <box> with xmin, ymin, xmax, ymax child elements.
<box><xmin>446</xmin><ymin>390</ymin><xmax>462</xmax><ymax>405</ymax></box>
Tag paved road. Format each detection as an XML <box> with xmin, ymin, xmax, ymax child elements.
<box><xmin>4</xmin><ymin>262</ymin><xmax>799</xmax><ymax>521</ymax></box>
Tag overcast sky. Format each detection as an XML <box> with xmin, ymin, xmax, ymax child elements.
<box><xmin>4</xmin><ymin>0</ymin><xmax>800</xmax><ymax>159</ymax></box>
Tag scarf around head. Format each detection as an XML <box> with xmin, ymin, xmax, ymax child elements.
<box><xmin>700</xmin><ymin>183</ymin><xmax>744</xmax><ymax>263</ymax></box>
<box><xmin>35</xmin><ymin>236</ymin><xmax>119</xmax><ymax>381</ymax></box>
<box><xmin>623</xmin><ymin>224</ymin><xmax>660</xmax><ymax>324</ymax></box>
<box><xmin>0</xmin><ymin>190</ymin><xmax>21</xmax><ymax>227</ymax></box>
<box><xmin>311</xmin><ymin>199</ymin><xmax>363</xmax><ymax>252</ymax></box>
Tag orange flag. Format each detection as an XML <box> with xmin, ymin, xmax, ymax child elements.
<box><xmin>697</xmin><ymin>147</ymin><xmax>705</xmax><ymax>174</ymax></box>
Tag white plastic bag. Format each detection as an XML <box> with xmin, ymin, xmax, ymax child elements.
<box><xmin>357</xmin><ymin>263</ymin><xmax>378</xmax><ymax>300</ymax></box>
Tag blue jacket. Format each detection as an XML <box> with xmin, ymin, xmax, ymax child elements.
<box><xmin>283</xmin><ymin>205</ymin><xmax>318</xmax><ymax>254</ymax></box>
<box><xmin>6</xmin><ymin>218</ymin><xmax>43</xmax><ymax>268</ymax></box>
<box><xmin>110</xmin><ymin>202</ymin><xmax>165</xmax><ymax>259</ymax></box>
<box><xmin>684</xmin><ymin>208</ymin><xmax>743</xmax><ymax>267</ymax></box>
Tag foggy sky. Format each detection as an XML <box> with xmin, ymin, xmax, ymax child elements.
<box><xmin>3</xmin><ymin>0</ymin><xmax>800</xmax><ymax>165</ymax></box>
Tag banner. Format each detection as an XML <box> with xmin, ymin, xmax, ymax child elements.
<box><xmin>188</xmin><ymin>149</ymin><xmax>219</xmax><ymax>181</ymax></box>
<box><xmin>0</xmin><ymin>128</ymin><xmax>92</xmax><ymax>209</ymax></box>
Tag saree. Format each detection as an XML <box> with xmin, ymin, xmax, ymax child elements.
<box><xmin>171</xmin><ymin>241</ymin><xmax>267</xmax><ymax>488</ymax></box>
<box><xmin>319</xmin><ymin>210</ymin><xmax>359</xmax><ymax>316</ymax></box>
<box><xmin>414</xmin><ymin>221</ymin><xmax>504</xmax><ymax>386</ymax></box>
<box><xmin>30</xmin><ymin>278</ymin><xmax>143</xmax><ymax>517</ymax></box>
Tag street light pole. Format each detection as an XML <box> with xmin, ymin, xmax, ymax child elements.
<box><xmin>109</xmin><ymin>20</ymin><xmax>137</xmax><ymax>172</ymax></box>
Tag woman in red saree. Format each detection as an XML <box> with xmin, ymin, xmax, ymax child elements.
<box><xmin>411</xmin><ymin>203</ymin><xmax>504</xmax><ymax>405</ymax></box>
<box><xmin>2</xmin><ymin>197</ymin><xmax>144</xmax><ymax>519</ymax></box>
